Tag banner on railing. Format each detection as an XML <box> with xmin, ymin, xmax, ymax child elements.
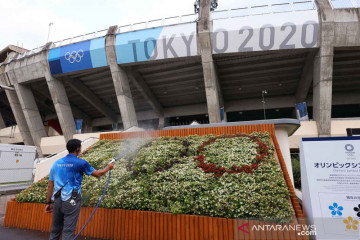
<box><xmin>296</xmin><ymin>102</ymin><xmax>309</xmax><ymax>121</ymax></box>
<box><xmin>212</xmin><ymin>10</ymin><xmax>319</xmax><ymax>54</ymax></box>
<box><xmin>48</xmin><ymin>37</ymin><xmax>107</xmax><ymax>75</ymax></box>
<box><xmin>115</xmin><ymin>23</ymin><xmax>197</xmax><ymax>64</ymax></box>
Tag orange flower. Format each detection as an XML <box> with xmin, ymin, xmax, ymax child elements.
<box><xmin>343</xmin><ymin>216</ymin><xmax>359</xmax><ymax>230</ymax></box>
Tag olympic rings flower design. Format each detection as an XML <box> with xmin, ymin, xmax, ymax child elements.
<box><xmin>329</xmin><ymin>202</ymin><xmax>343</xmax><ymax>216</ymax></box>
<box><xmin>64</xmin><ymin>49</ymin><xmax>84</xmax><ymax>63</ymax></box>
<box><xmin>194</xmin><ymin>134</ymin><xmax>270</xmax><ymax>177</ymax></box>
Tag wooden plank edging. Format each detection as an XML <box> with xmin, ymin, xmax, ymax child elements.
<box><xmin>4</xmin><ymin>201</ymin><xmax>307</xmax><ymax>240</ymax></box>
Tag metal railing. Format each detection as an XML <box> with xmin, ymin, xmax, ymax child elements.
<box><xmin>9</xmin><ymin>1</ymin><xmax>317</xmax><ymax>62</ymax></box>
<box><xmin>329</xmin><ymin>0</ymin><xmax>360</xmax><ymax>8</ymax></box>
<box><xmin>212</xmin><ymin>0</ymin><xmax>316</xmax><ymax>20</ymax></box>
<box><xmin>117</xmin><ymin>14</ymin><xmax>198</xmax><ymax>33</ymax></box>
<box><xmin>8</xmin><ymin>13</ymin><xmax>198</xmax><ymax>63</ymax></box>
<box><xmin>51</xmin><ymin>29</ymin><xmax>108</xmax><ymax>48</ymax></box>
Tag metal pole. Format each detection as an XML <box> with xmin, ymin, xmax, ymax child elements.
<box><xmin>0</xmin><ymin>85</ymin><xmax>15</xmax><ymax>91</ymax></box>
<box><xmin>262</xmin><ymin>90</ymin><xmax>267</xmax><ymax>120</ymax></box>
<box><xmin>47</xmin><ymin>22</ymin><xmax>53</xmax><ymax>43</ymax></box>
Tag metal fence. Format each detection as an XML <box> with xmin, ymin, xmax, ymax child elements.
<box><xmin>117</xmin><ymin>14</ymin><xmax>198</xmax><ymax>33</ymax></box>
<box><xmin>330</xmin><ymin>0</ymin><xmax>360</xmax><ymax>8</ymax></box>
<box><xmin>13</xmin><ymin>0</ymin><xmax>360</xmax><ymax>62</ymax></box>
<box><xmin>212</xmin><ymin>0</ymin><xmax>316</xmax><ymax>20</ymax></box>
<box><xmin>10</xmin><ymin>0</ymin><xmax>320</xmax><ymax>63</ymax></box>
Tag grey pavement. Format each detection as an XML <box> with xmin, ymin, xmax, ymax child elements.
<box><xmin>0</xmin><ymin>183</ymin><xmax>32</xmax><ymax>195</ymax></box>
<box><xmin>0</xmin><ymin>225</ymin><xmax>99</xmax><ymax>240</ymax></box>
<box><xmin>0</xmin><ymin>194</ymin><xmax>100</xmax><ymax>240</ymax></box>
<box><xmin>0</xmin><ymin>194</ymin><xmax>15</xmax><ymax>225</ymax></box>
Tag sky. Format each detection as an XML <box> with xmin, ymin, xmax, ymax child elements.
<box><xmin>0</xmin><ymin>0</ymin><xmax>241</xmax><ymax>50</ymax></box>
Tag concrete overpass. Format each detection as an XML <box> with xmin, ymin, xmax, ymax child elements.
<box><xmin>1</xmin><ymin>0</ymin><xmax>360</xmax><ymax>154</ymax></box>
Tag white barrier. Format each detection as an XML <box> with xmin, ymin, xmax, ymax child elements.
<box><xmin>33</xmin><ymin>137</ymin><xmax>99</xmax><ymax>182</ymax></box>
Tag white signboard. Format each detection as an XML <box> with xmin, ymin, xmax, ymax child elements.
<box><xmin>301</xmin><ymin>137</ymin><xmax>360</xmax><ymax>240</ymax></box>
<box><xmin>212</xmin><ymin>10</ymin><xmax>319</xmax><ymax>54</ymax></box>
<box><xmin>0</xmin><ymin>144</ymin><xmax>37</xmax><ymax>183</ymax></box>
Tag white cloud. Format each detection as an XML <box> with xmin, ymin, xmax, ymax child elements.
<box><xmin>0</xmin><ymin>0</ymin><xmax>251</xmax><ymax>50</ymax></box>
<box><xmin>0</xmin><ymin>0</ymin><xmax>86</xmax><ymax>49</ymax></box>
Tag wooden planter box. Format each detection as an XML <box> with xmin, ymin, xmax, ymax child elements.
<box><xmin>4</xmin><ymin>201</ymin><xmax>308</xmax><ymax>240</ymax></box>
<box><xmin>4</xmin><ymin>124</ymin><xmax>309</xmax><ymax>239</ymax></box>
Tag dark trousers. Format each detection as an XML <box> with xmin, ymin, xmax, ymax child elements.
<box><xmin>49</xmin><ymin>195</ymin><xmax>82</xmax><ymax>240</ymax></box>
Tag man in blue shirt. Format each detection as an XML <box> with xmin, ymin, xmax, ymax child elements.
<box><xmin>45</xmin><ymin>139</ymin><xmax>114</xmax><ymax>240</ymax></box>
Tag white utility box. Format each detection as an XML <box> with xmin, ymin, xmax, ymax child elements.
<box><xmin>0</xmin><ymin>144</ymin><xmax>37</xmax><ymax>183</ymax></box>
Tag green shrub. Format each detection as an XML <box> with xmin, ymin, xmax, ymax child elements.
<box><xmin>291</xmin><ymin>156</ymin><xmax>301</xmax><ymax>190</ymax></box>
<box><xmin>16</xmin><ymin>133</ymin><xmax>294</xmax><ymax>223</ymax></box>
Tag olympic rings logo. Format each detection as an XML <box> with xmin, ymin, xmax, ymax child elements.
<box><xmin>64</xmin><ymin>49</ymin><xmax>84</xmax><ymax>63</ymax></box>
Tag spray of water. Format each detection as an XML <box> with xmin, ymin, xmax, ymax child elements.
<box><xmin>111</xmin><ymin>133</ymin><xmax>153</xmax><ymax>171</ymax></box>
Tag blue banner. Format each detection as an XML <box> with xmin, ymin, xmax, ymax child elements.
<box><xmin>220</xmin><ymin>107</ymin><xmax>225</xmax><ymax>122</ymax></box>
<box><xmin>48</xmin><ymin>37</ymin><xmax>107</xmax><ymax>75</ymax></box>
<box><xmin>116</xmin><ymin>27</ymin><xmax>163</xmax><ymax>64</ymax></box>
<box><xmin>75</xmin><ymin>119</ymin><xmax>83</xmax><ymax>134</ymax></box>
<box><xmin>296</xmin><ymin>102</ymin><xmax>309</xmax><ymax>121</ymax></box>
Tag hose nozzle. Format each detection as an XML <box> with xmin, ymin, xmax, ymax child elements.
<box><xmin>109</xmin><ymin>158</ymin><xmax>116</xmax><ymax>164</ymax></box>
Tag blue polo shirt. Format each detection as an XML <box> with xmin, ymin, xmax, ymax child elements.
<box><xmin>49</xmin><ymin>154</ymin><xmax>95</xmax><ymax>201</ymax></box>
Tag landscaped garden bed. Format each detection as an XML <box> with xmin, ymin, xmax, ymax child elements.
<box><xmin>16</xmin><ymin>132</ymin><xmax>293</xmax><ymax>223</ymax></box>
<box><xmin>5</xmin><ymin>124</ymin><xmax>307</xmax><ymax>240</ymax></box>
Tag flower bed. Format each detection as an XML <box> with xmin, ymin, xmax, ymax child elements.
<box><xmin>195</xmin><ymin>134</ymin><xmax>270</xmax><ymax>176</ymax></box>
<box><xmin>16</xmin><ymin>132</ymin><xmax>294</xmax><ymax>223</ymax></box>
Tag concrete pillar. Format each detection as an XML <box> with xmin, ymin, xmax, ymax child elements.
<box><xmin>0</xmin><ymin>112</ymin><xmax>5</xmax><ymax>129</ymax></box>
<box><xmin>197</xmin><ymin>0</ymin><xmax>222</xmax><ymax>123</ymax></box>
<box><xmin>44</xmin><ymin>68</ymin><xmax>76</xmax><ymax>142</ymax></box>
<box><xmin>158</xmin><ymin>116</ymin><xmax>165</xmax><ymax>129</ymax></box>
<box><xmin>0</xmin><ymin>66</ymin><xmax>34</xmax><ymax>145</ymax></box>
<box><xmin>313</xmin><ymin>48</ymin><xmax>333</xmax><ymax>137</ymax></box>
<box><xmin>105</xmin><ymin>26</ymin><xmax>138</xmax><ymax>130</ymax></box>
<box><xmin>314</xmin><ymin>0</ymin><xmax>335</xmax><ymax>137</ymax></box>
<box><xmin>12</xmin><ymin>79</ymin><xmax>47</xmax><ymax>155</ymax></box>
<box><xmin>3</xmin><ymin>90</ymin><xmax>34</xmax><ymax>145</ymax></box>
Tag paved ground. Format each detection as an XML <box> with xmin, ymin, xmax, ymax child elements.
<box><xmin>0</xmin><ymin>225</ymin><xmax>53</xmax><ymax>239</ymax></box>
<box><xmin>0</xmin><ymin>225</ymin><xmax>98</xmax><ymax>240</ymax></box>
<box><xmin>0</xmin><ymin>194</ymin><xmax>15</xmax><ymax>225</ymax></box>
<box><xmin>0</xmin><ymin>194</ymin><xmax>98</xmax><ymax>239</ymax></box>
<box><xmin>0</xmin><ymin>182</ymin><xmax>32</xmax><ymax>195</ymax></box>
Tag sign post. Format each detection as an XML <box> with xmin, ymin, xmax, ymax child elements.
<box><xmin>301</xmin><ymin>137</ymin><xmax>360</xmax><ymax>239</ymax></box>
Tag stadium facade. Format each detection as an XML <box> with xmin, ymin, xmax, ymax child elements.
<box><xmin>0</xmin><ymin>0</ymin><xmax>360</xmax><ymax>154</ymax></box>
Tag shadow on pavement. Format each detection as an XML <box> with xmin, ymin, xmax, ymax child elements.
<box><xmin>0</xmin><ymin>194</ymin><xmax>99</xmax><ymax>239</ymax></box>
<box><xmin>0</xmin><ymin>225</ymin><xmax>99</xmax><ymax>240</ymax></box>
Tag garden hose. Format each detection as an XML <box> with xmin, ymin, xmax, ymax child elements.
<box><xmin>73</xmin><ymin>158</ymin><xmax>117</xmax><ymax>240</ymax></box>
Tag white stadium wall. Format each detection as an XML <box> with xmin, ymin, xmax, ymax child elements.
<box><xmin>212</xmin><ymin>10</ymin><xmax>319</xmax><ymax>53</ymax></box>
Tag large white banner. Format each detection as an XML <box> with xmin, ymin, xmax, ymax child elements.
<box><xmin>116</xmin><ymin>23</ymin><xmax>197</xmax><ymax>64</ymax></box>
<box><xmin>212</xmin><ymin>10</ymin><xmax>319</xmax><ymax>54</ymax></box>
<box><xmin>300</xmin><ymin>137</ymin><xmax>360</xmax><ymax>240</ymax></box>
